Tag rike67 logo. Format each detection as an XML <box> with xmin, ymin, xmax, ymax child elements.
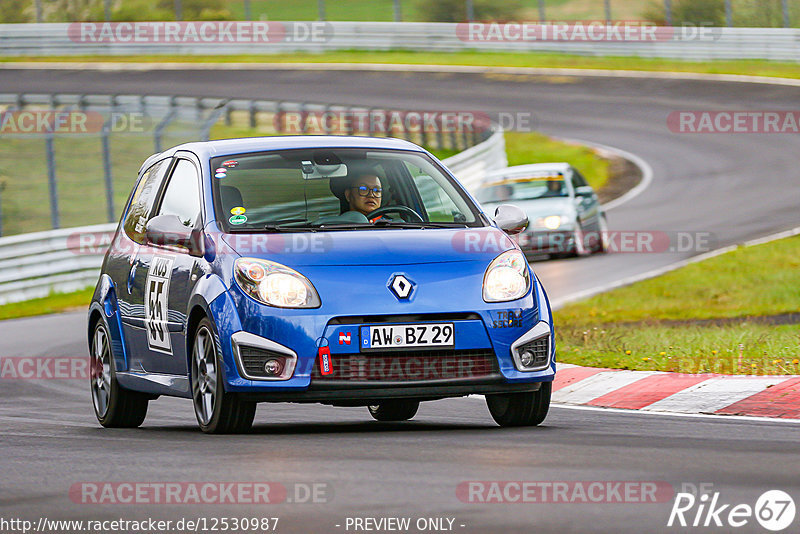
<box><xmin>668</xmin><ymin>485</ymin><xmax>796</xmax><ymax>531</ymax></box>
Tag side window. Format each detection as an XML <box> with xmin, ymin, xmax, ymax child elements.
<box><xmin>123</xmin><ymin>159</ymin><xmax>170</xmax><ymax>244</ymax></box>
<box><xmin>571</xmin><ymin>169</ymin><xmax>588</xmax><ymax>189</ymax></box>
<box><xmin>157</xmin><ymin>159</ymin><xmax>202</xmax><ymax>228</ymax></box>
<box><xmin>407</xmin><ymin>162</ymin><xmax>466</xmax><ymax>223</ymax></box>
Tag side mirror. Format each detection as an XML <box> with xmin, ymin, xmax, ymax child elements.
<box><xmin>575</xmin><ymin>185</ymin><xmax>594</xmax><ymax>197</ymax></box>
<box><xmin>493</xmin><ymin>204</ymin><xmax>529</xmax><ymax>235</ymax></box>
<box><xmin>145</xmin><ymin>214</ymin><xmax>204</xmax><ymax>257</ymax></box>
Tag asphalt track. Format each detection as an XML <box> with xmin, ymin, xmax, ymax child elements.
<box><xmin>1</xmin><ymin>67</ymin><xmax>800</xmax><ymax>533</ymax></box>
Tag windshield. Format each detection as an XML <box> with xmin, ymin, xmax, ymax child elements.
<box><xmin>212</xmin><ymin>148</ymin><xmax>482</xmax><ymax>231</ymax></box>
<box><xmin>476</xmin><ymin>175</ymin><xmax>568</xmax><ymax>203</ymax></box>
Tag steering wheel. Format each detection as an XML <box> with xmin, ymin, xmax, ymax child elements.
<box><xmin>367</xmin><ymin>206</ymin><xmax>424</xmax><ymax>223</ymax></box>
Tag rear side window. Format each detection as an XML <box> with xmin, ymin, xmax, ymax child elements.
<box><xmin>571</xmin><ymin>168</ymin><xmax>588</xmax><ymax>188</ymax></box>
<box><xmin>123</xmin><ymin>159</ymin><xmax>170</xmax><ymax>244</ymax></box>
<box><xmin>156</xmin><ymin>159</ymin><xmax>202</xmax><ymax>228</ymax></box>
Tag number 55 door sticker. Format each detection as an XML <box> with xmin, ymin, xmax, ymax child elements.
<box><xmin>145</xmin><ymin>256</ymin><xmax>174</xmax><ymax>354</ymax></box>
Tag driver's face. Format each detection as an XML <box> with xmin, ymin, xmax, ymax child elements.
<box><xmin>345</xmin><ymin>175</ymin><xmax>382</xmax><ymax>216</ymax></box>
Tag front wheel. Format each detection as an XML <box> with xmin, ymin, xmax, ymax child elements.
<box><xmin>486</xmin><ymin>382</ymin><xmax>551</xmax><ymax>427</ymax></box>
<box><xmin>593</xmin><ymin>215</ymin><xmax>609</xmax><ymax>254</ymax></box>
<box><xmin>90</xmin><ymin>321</ymin><xmax>149</xmax><ymax>428</ymax></box>
<box><xmin>191</xmin><ymin>318</ymin><xmax>256</xmax><ymax>434</ymax></box>
<box><xmin>368</xmin><ymin>400</ymin><xmax>420</xmax><ymax>421</ymax></box>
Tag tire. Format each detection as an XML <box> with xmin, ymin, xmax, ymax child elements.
<box><xmin>191</xmin><ymin>318</ymin><xmax>256</xmax><ymax>434</ymax></box>
<box><xmin>593</xmin><ymin>215</ymin><xmax>609</xmax><ymax>254</ymax></box>
<box><xmin>90</xmin><ymin>321</ymin><xmax>149</xmax><ymax>428</ymax></box>
<box><xmin>486</xmin><ymin>382</ymin><xmax>551</xmax><ymax>427</ymax></box>
<box><xmin>368</xmin><ymin>400</ymin><xmax>420</xmax><ymax>422</ymax></box>
<box><xmin>572</xmin><ymin>224</ymin><xmax>588</xmax><ymax>257</ymax></box>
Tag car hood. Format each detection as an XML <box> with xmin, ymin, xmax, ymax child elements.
<box><xmin>482</xmin><ymin>197</ymin><xmax>574</xmax><ymax>221</ymax></box>
<box><xmin>219</xmin><ymin>226</ymin><xmax>516</xmax><ymax>267</ymax></box>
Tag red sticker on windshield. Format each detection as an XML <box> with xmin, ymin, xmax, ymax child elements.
<box><xmin>222</xmin><ymin>160</ymin><xmax>239</xmax><ymax>168</ymax></box>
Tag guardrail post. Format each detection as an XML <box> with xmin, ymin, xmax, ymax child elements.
<box><xmin>249</xmin><ymin>100</ymin><xmax>258</xmax><ymax>128</ymax></box>
<box><xmin>402</xmin><ymin>112</ymin><xmax>412</xmax><ymax>141</ymax></box>
<box><xmin>154</xmin><ymin>96</ymin><xmax>178</xmax><ymax>153</ymax></box>
<box><xmin>0</xmin><ymin>181</ymin><xmax>5</xmax><ymax>237</ymax></box>
<box><xmin>275</xmin><ymin>102</ymin><xmax>283</xmax><ymax>133</ymax></box>
<box><xmin>466</xmin><ymin>0</ymin><xmax>474</xmax><ymax>21</ymax></box>
<box><xmin>244</xmin><ymin>0</ymin><xmax>252</xmax><ymax>20</ymax></box>
<box><xmin>663</xmin><ymin>0</ymin><xmax>672</xmax><ymax>26</ymax></box>
<box><xmin>35</xmin><ymin>0</ymin><xmax>42</xmax><ymax>22</ymax></box>
<box><xmin>101</xmin><ymin>120</ymin><xmax>115</xmax><ymax>222</ymax></box>
<box><xmin>725</xmin><ymin>0</ymin><xmax>732</xmax><ymax>27</ymax></box>
<box><xmin>538</xmin><ymin>0</ymin><xmax>545</xmax><ymax>21</ymax></box>
<box><xmin>201</xmin><ymin>101</ymin><xmax>229</xmax><ymax>141</ymax></box>
<box><xmin>604</xmin><ymin>0</ymin><xmax>611</xmax><ymax>24</ymax></box>
<box><xmin>782</xmin><ymin>0</ymin><xmax>790</xmax><ymax>27</ymax></box>
<box><xmin>317</xmin><ymin>0</ymin><xmax>326</xmax><ymax>21</ymax></box>
<box><xmin>393</xmin><ymin>0</ymin><xmax>402</xmax><ymax>22</ymax></box>
<box><xmin>45</xmin><ymin>133</ymin><xmax>60</xmax><ymax>230</ymax></box>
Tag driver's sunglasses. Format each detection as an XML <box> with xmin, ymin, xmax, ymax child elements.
<box><xmin>354</xmin><ymin>185</ymin><xmax>382</xmax><ymax>197</ymax></box>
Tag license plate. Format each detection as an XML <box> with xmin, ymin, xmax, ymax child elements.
<box><xmin>360</xmin><ymin>323</ymin><xmax>454</xmax><ymax>351</ymax></box>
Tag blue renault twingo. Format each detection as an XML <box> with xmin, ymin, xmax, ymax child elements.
<box><xmin>88</xmin><ymin>136</ymin><xmax>556</xmax><ymax>433</ymax></box>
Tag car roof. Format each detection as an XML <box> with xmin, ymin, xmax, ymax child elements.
<box><xmin>139</xmin><ymin>135</ymin><xmax>426</xmax><ymax>174</ymax></box>
<box><xmin>482</xmin><ymin>163</ymin><xmax>572</xmax><ymax>185</ymax></box>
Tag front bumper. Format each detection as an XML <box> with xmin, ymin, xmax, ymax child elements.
<box><xmin>518</xmin><ymin>230</ymin><xmax>577</xmax><ymax>256</ymax></box>
<box><xmin>206</xmin><ymin>264</ymin><xmax>556</xmax><ymax>398</ymax></box>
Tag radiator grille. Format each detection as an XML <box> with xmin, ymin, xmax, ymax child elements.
<box><xmin>311</xmin><ymin>349</ymin><xmax>498</xmax><ymax>382</ymax></box>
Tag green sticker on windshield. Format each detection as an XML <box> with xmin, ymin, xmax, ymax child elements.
<box><xmin>229</xmin><ymin>214</ymin><xmax>248</xmax><ymax>225</ymax></box>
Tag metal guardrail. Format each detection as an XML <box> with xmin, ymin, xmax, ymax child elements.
<box><xmin>0</xmin><ymin>121</ymin><xmax>506</xmax><ymax>305</ymax></box>
<box><xmin>0</xmin><ymin>222</ymin><xmax>115</xmax><ymax>304</ymax></box>
<box><xmin>1</xmin><ymin>22</ymin><xmax>800</xmax><ymax>61</ymax></box>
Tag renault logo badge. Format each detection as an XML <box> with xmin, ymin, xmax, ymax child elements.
<box><xmin>389</xmin><ymin>274</ymin><xmax>414</xmax><ymax>299</ymax></box>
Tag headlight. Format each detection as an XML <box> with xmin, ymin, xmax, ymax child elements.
<box><xmin>234</xmin><ymin>258</ymin><xmax>321</xmax><ymax>308</ymax></box>
<box><xmin>483</xmin><ymin>250</ymin><xmax>531</xmax><ymax>303</ymax></box>
<box><xmin>535</xmin><ymin>215</ymin><xmax>567</xmax><ymax>230</ymax></box>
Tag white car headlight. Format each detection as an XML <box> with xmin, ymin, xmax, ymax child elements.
<box><xmin>535</xmin><ymin>215</ymin><xmax>567</xmax><ymax>230</ymax></box>
<box><xmin>234</xmin><ymin>258</ymin><xmax>321</xmax><ymax>308</ymax></box>
<box><xmin>483</xmin><ymin>250</ymin><xmax>531</xmax><ymax>303</ymax></box>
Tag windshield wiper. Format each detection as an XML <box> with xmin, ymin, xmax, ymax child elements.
<box><xmin>263</xmin><ymin>219</ymin><xmax>316</xmax><ymax>232</ymax></box>
<box><xmin>372</xmin><ymin>220</ymin><xmax>469</xmax><ymax>229</ymax></box>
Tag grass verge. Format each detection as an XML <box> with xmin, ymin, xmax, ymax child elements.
<box><xmin>555</xmin><ymin>234</ymin><xmax>800</xmax><ymax>374</ymax></box>
<box><xmin>0</xmin><ymin>288</ymin><xmax>94</xmax><ymax>321</ymax></box>
<box><xmin>5</xmin><ymin>50</ymin><xmax>800</xmax><ymax>81</ymax></box>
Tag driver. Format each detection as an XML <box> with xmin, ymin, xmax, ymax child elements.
<box><xmin>344</xmin><ymin>173</ymin><xmax>385</xmax><ymax>222</ymax></box>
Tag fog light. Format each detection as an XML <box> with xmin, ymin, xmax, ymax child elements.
<box><xmin>519</xmin><ymin>350</ymin><xmax>535</xmax><ymax>368</ymax></box>
<box><xmin>264</xmin><ymin>358</ymin><xmax>284</xmax><ymax>376</ymax></box>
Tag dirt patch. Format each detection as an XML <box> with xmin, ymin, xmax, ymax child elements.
<box><xmin>596</xmin><ymin>154</ymin><xmax>642</xmax><ymax>204</ymax></box>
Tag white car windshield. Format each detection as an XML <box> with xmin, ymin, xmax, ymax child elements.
<box><xmin>477</xmin><ymin>177</ymin><xmax>568</xmax><ymax>203</ymax></box>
